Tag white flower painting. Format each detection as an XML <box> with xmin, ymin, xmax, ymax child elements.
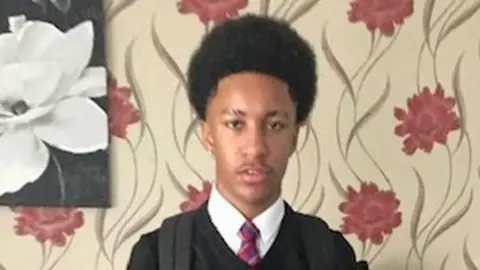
<box><xmin>0</xmin><ymin>1</ymin><xmax>109</xmax><ymax>207</ymax></box>
<box><xmin>32</xmin><ymin>0</ymin><xmax>72</xmax><ymax>13</ymax></box>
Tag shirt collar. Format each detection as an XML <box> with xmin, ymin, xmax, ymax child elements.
<box><xmin>207</xmin><ymin>183</ymin><xmax>285</xmax><ymax>243</ymax></box>
<box><xmin>253</xmin><ymin>195</ymin><xmax>284</xmax><ymax>243</ymax></box>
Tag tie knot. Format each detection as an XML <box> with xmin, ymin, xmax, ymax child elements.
<box><xmin>239</xmin><ymin>220</ymin><xmax>259</xmax><ymax>242</ymax></box>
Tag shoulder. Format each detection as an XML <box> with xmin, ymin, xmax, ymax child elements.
<box><xmin>137</xmin><ymin>210</ymin><xmax>196</xmax><ymax>243</ymax></box>
<box><xmin>126</xmin><ymin>208</ymin><xmax>202</xmax><ymax>270</ymax></box>
<box><xmin>128</xmin><ymin>225</ymin><xmax>161</xmax><ymax>257</ymax></box>
<box><xmin>133</xmin><ymin>209</ymin><xmax>199</xmax><ymax>247</ymax></box>
<box><xmin>126</xmin><ymin>211</ymin><xmax>195</xmax><ymax>269</ymax></box>
<box><xmin>293</xmin><ymin>211</ymin><xmax>332</xmax><ymax>235</ymax></box>
<box><xmin>294</xmin><ymin>212</ymin><xmax>349</xmax><ymax>239</ymax></box>
<box><xmin>293</xmin><ymin>212</ymin><xmax>358</xmax><ymax>265</ymax></box>
<box><xmin>126</xmin><ymin>227</ymin><xmax>160</xmax><ymax>270</ymax></box>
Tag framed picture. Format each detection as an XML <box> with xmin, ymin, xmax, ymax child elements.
<box><xmin>0</xmin><ymin>0</ymin><xmax>110</xmax><ymax>207</ymax></box>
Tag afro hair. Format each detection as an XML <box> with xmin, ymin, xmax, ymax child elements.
<box><xmin>186</xmin><ymin>13</ymin><xmax>317</xmax><ymax>124</ymax></box>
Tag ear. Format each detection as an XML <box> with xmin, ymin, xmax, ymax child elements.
<box><xmin>291</xmin><ymin>117</ymin><xmax>310</xmax><ymax>153</ymax></box>
<box><xmin>200</xmin><ymin>120</ymin><xmax>214</xmax><ymax>154</ymax></box>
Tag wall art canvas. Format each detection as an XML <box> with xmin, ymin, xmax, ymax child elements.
<box><xmin>0</xmin><ymin>0</ymin><xmax>110</xmax><ymax>207</ymax></box>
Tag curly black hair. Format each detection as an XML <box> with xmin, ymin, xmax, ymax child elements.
<box><xmin>186</xmin><ymin>13</ymin><xmax>317</xmax><ymax>124</ymax></box>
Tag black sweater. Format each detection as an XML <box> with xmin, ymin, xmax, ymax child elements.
<box><xmin>190</xmin><ymin>202</ymin><xmax>308</xmax><ymax>269</ymax></box>
<box><xmin>126</xmin><ymin>203</ymin><xmax>359</xmax><ymax>269</ymax></box>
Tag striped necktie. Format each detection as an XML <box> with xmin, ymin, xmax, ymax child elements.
<box><xmin>237</xmin><ymin>220</ymin><xmax>260</xmax><ymax>266</ymax></box>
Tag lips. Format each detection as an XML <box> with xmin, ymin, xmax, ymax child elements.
<box><xmin>245</xmin><ymin>168</ymin><xmax>267</xmax><ymax>175</ymax></box>
<box><xmin>238</xmin><ymin>166</ymin><xmax>271</xmax><ymax>184</ymax></box>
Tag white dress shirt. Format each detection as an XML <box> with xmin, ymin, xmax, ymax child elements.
<box><xmin>207</xmin><ymin>184</ymin><xmax>285</xmax><ymax>257</ymax></box>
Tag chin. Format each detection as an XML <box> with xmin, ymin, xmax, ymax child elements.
<box><xmin>239</xmin><ymin>188</ymin><xmax>276</xmax><ymax>206</ymax></box>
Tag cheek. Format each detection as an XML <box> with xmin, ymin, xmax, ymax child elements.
<box><xmin>267</xmin><ymin>134</ymin><xmax>295</xmax><ymax>158</ymax></box>
<box><xmin>213</xmin><ymin>131</ymin><xmax>238</xmax><ymax>166</ymax></box>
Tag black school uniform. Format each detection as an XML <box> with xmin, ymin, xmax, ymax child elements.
<box><xmin>126</xmin><ymin>202</ymin><xmax>358</xmax><ymax>269</ymax></box>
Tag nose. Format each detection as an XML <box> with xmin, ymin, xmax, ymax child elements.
<box><xmin>242</xmin><ymin>125</ymin><xmax>268</xmax><ymax>158</ymax></box>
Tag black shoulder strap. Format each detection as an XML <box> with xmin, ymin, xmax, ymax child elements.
<box><xmin>158</xmin><ymin>212</ymin><xmax>195</xmax><ymax>270</ymax></box>
<box><xmin>298</xmin><ymin>214</ymin><xmax>335</xmax><ymax>270</ymax></box>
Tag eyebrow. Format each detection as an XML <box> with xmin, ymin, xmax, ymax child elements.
<box><xmin>221</xmin><ymin>108</ymin><xmax>289</xmax><ymax>119</ymax></box>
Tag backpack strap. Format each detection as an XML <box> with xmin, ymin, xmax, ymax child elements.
<box><xmin>158</xmin><ymin>211</ymin><xmax>195</xmax><ymax>270</ymax></box>
<box><xmin>297</xmin><ymin>214</ymin><xmax>335</xmax><ymax>270</ymax></box>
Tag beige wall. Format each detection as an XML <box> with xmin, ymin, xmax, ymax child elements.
<box><xmin>1</xmin><ymin>0</ymin><xmax>480</xmax><ymax>269</ymax></box>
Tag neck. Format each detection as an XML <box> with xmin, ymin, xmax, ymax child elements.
<box><xmin>215</xmin><ymin>181</ymin><xmax>280</xmax><ymax>220</ymax></box>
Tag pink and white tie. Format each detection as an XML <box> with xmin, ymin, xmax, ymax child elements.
<box><xmin>237</xmin><ymin>220</ymin><xmax>260</xmax><ymax>266</ymax></box>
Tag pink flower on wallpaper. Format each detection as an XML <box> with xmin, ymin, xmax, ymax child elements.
<box><xmin>12</xmin><ymin>207</ymin><xmax>85</xmax><ymax>247</ymax></box>
<box><xmin>339</xmin><ymin>182</ymin><xmax>402</xmax><ymax>245</ymax></box>
<box><xmin>394</xmin><ymin>84</ymin><xmax>461</xmax><ymax>155</ymax></box>
<box><xmin>108</xmin><ymin>75</ymin><xmax>140</xmax><ymax>139</ymax></box>
<box><xmin>347</xmin><ymin>0</ymin><xmax>413</xmax><ymax>36</ymax></box>
<box><xmin>176</xmin><ymin>0</ymin><xmax>248</xmax><ymax>25</ymax></box>
<box><xmin>179</xmin><ymin>181</ymin><xmax>212</xmax><ymax>212</ymax></box>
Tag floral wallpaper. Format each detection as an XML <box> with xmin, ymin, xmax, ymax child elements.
<box><xmin>1</xmin><ymin>0</ymin><xmax>480</xmax><ymax>269</ymax></box>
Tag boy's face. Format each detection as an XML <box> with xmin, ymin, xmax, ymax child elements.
<box><xmin>200</xmin><ymin>71</ymin><xmax>299</xmax><ymax>212</ymax></box>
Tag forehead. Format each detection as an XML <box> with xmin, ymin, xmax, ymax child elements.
<box><xmin>207</xmin><ymin>72</ymin><xmax>295</xmax><ymax>117</ymax></box>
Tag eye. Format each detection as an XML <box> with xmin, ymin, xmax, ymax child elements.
<box><xmin>225</xmin><ymin>120</ymin><xmax>243</xmax><ymax>130</ymax></box>
<box><xmin>268</xmin><ymin>121</ymin><xmax>286</xmax><ymax>131</ymax></box>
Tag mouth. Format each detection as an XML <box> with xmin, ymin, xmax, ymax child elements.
<box><xmin>238</xmin><ymin>167</ymin><xmax>271</xmax><ymax>184</ymax></box>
